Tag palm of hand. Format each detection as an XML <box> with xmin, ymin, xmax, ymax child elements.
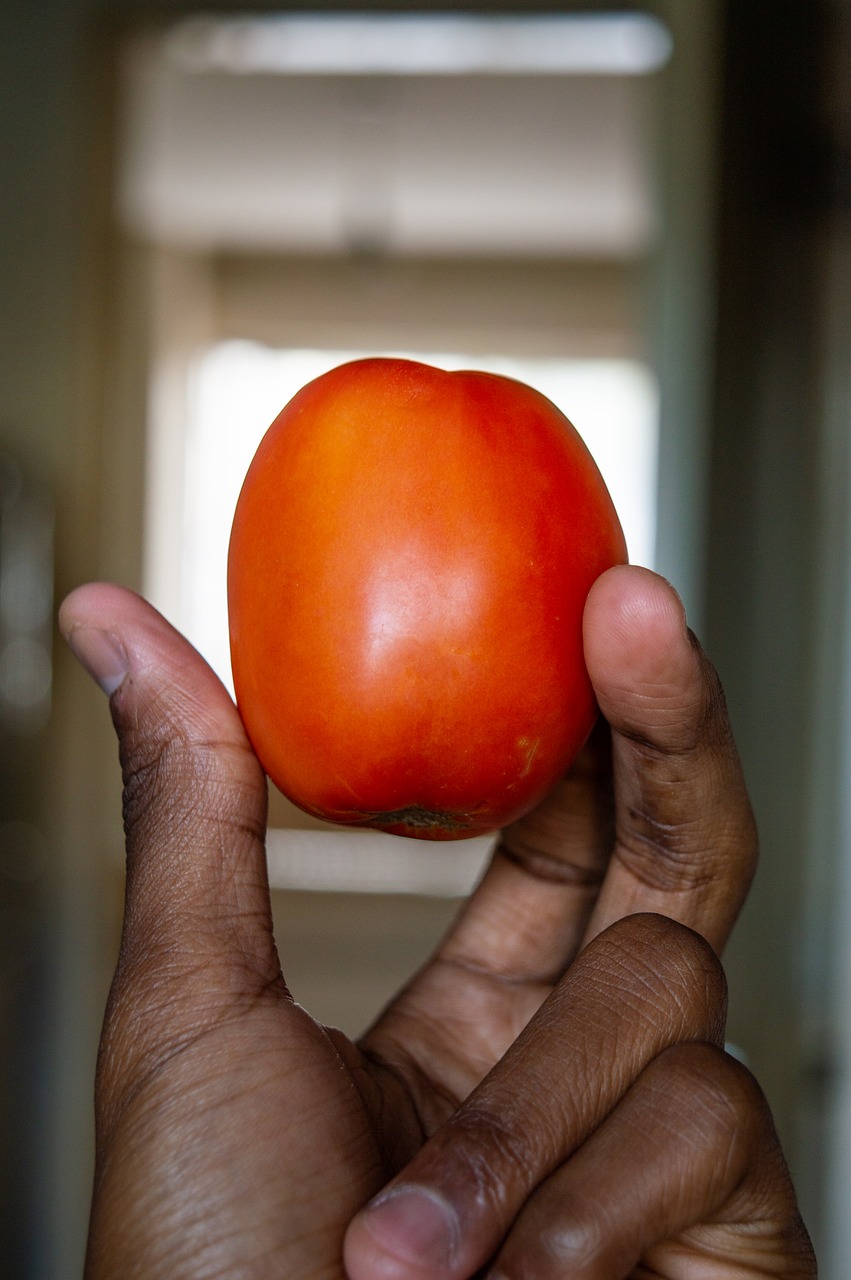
<box><xmin>88</xmin><ymin>917</ymin><xmax>799</xmax><ymax>1280</ymax></box>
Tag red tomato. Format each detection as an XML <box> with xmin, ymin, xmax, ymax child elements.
<box><xmin>228</xmin><ymin>357</ymin><xmax>626</xmax><ymax>840</ymax></box>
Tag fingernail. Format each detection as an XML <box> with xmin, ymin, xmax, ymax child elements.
<box><xmin>359</xmin><ymin>1185</ymin><xmax>459</xmax><ymax>1272</ymax></box>
<box><xmin>64</xmin><ymin>626</ymin><xmax>128</xmax><ymax>695</ymax></box>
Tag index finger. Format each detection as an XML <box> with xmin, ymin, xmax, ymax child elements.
<box><xmin>581</xmin><ymin>565</ymin><xmax>757</xmax><ymax>952</ymax></box>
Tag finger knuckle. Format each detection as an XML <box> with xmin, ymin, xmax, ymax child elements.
<box><xmin>586</xmin><ymin>914</ymin><xmax>728</xmax><ymax>1042</ymax></box>
<box><xmin>498</xmin><ymin>829</ymin><xmax>607</xmax><ymax>890</ymax></box>
<box><xmin>541</xmin><ymin>1209</ymin><xmax>608</xmax><ymax>1270</ymax></box>
<box><xmin>613</xmin><ymin>646</ymin><xmax>759</xmax><ymax>898</ymax></box>
<box><xmin>614</xmin><ymin>782</ymin><xmax>758</xmax><ymax>898</ymax></box>
<box><xmin>495</xmin><ymin>1213</ymin><xmax>607</xmax><ymax>1280</ymax></box>
<box><xmin>615</xmin><ymin>806</ymin><xmax>723</xmax><ymax>893</ymax></box>
<box><xmin>445</xmin><ymin>1099</ymin><xmax>562</xmax><ymax>1215</ymax></box>
<box><xmin>647</xmin><ymin>1041</ymin><xmax>769</xmax><ymax>1162</ymax></box>
<box><xmin>661</xmin><ymin>1043</ymin><xmax>816</xmax><ymax>1257</ymax></box>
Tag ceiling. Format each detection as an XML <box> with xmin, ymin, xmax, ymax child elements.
<box><xmin>117</xmin><ymin>26</ymin><xmax>662</xmax><ymax>259</ymax></box>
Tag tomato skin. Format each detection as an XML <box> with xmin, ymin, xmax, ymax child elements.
<box><xmin>228</xmin><ymin>358</ymin><xmax>626</xmax><ymax>840</ymax></box>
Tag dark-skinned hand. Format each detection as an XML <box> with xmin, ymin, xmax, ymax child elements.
<box><xmin>59</xmin><ymin>565</ymin><xmax>815</xmax><ymax>1279</ymax></box>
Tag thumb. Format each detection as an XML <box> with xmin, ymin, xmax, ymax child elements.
<box><xmin>59</xmin><ymin>585</ymin><xmax>281</xmax><ymax>1119</ymax></box>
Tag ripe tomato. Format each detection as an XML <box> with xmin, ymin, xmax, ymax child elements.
<box><xmin>228</xmin><ymin>357</ymin><xmax>626</xmax><ymax>840</ymax></box>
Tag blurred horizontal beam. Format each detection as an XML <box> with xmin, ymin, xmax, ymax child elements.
<box><xmin>165</xmin><ymin>13</ymin><xmax>673</xmax><ymax>77</ymax></box>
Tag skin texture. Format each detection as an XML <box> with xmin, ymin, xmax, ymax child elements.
<box><xmin>227</xmin><ymin>358</ymin><xmax>627</xmax><ymax>838</ymax></box>
<box><xmin>59</xmin><ymin>565</ymin><xmax>816</xmax><ymax>1279</ymax></box>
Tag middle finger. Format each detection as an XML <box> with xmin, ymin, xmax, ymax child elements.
<box><xmin>346</xmin><ymin>912</ymin><xmax>727</xmax><ymax>1280</ymax></box>
<box><xmin>440</xmin><ymin>717</ymin><xmax>614</xmax><ymax>986</ymax></box>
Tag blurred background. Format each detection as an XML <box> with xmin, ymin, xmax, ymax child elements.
<box><xmin>1</xmin><ymin>0</ymin><xmax>850</xmax><ymax>1274</ymax></box>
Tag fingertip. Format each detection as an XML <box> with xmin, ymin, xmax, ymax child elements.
<box><xmin>59</xmin><ymin>584</ymin><xmax>140</xmax><ymax>696</ymax></box>
<box><xmin>585</xmin><ymin>564</ymin><xmax>687</xmax><ymax>647</ymax></box>
<box><xmin>60</xmin><ymin>579</ymin><xmax>142</xmax><ymax>622</ymax></box>
<box><xmin>60</xmin><ymin>582</ymin><xmax>231</xmax><ymax>712</ymax></box>
<box><xmin>583</xmin><ymin>565</ymin><xmax>694</xmax><ymax>707</ymax></box>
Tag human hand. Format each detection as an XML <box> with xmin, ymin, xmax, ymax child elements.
<box><xmin>345</xmin><ymin>565</ymin><xmax>814</xmax><ymax>1277</ymax></box>
<box><xmin>60</xmin><ymin>566</ymin><xmax>814</xmax><ymax>1278</ymax></box>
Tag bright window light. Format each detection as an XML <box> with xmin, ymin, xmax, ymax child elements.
<box><xmin>172</xmin><ymin>342</ymin><xmax>658</xmax><ymax>693</ymax></box>
<box><xmin>166</xmin><ymin>13</ymin><xmax>673</xmax><ymax>78</ymax></box>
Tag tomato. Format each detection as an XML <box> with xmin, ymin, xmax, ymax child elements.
<box><xmin>227</xmin><ymin>357</ymin><xmax>626</xmax><ymax>841</ymax></box>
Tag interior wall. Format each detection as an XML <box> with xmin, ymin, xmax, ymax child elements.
<box><xmin>705</xmin><ymin>1</ymin><xmax>849</xmax><ymax>1262</ymax></box>
<box><xmin>214</xmin><ymin>254</ymin><xmax>642</xmax><ymax>357</ymax></box>
<box><xmin>7</xmin><ymin>0</ymin><xmax>844</xmax><ymax>1276</ymax></box>
<box><xmin>117</xmin><ymin>43</ymin><xmax>658</xmax><ymax>256</ymax></box>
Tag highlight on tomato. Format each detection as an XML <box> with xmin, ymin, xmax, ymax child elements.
<box><xmin>227</xmin><ymin>357</ymin><xmax>627</xmax><ymax>840</ymax></box>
